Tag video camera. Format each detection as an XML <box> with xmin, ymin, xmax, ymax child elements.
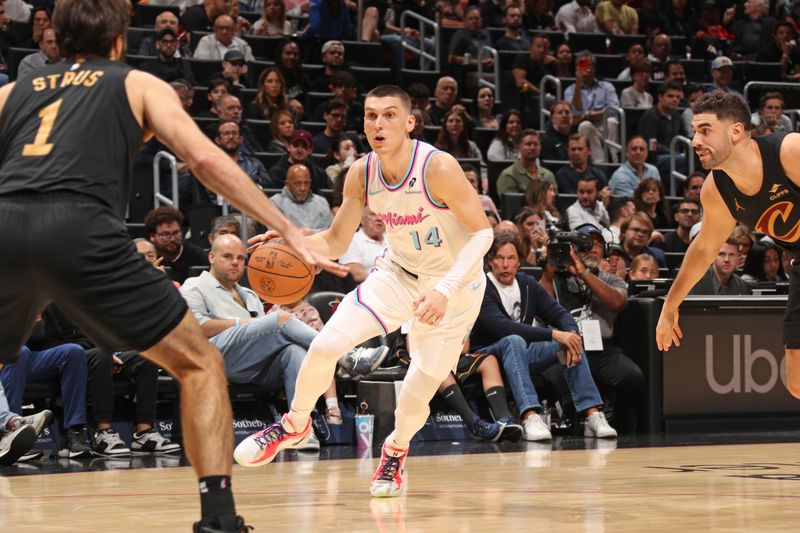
<box><xmin>546</xmin><ymin>230</ymin><xmax>594</xmax><ymax>267</ymax></box>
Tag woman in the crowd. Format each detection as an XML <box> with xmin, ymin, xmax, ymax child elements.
<box><xmin>253</xmin><ymin>0</ymin><xmax>292</xmax><ymax>36</ymax></box>
<box><xmin>248</xmin><ymin>67</ymin><xmax>293</xmax><ymax>121</ymax></box>
<box><xmin>741</xmin><ymin>242</ymin><xmax>785</xmax><ymax>283</ymax></box>
<box><xmin>325</xmin><ymin>136</ymin><xmax>357</xmax><ymax>182</ymax></box>
<box><xmin>487</xmin><ymin>109</ymin><xmax>523</xmax><ymax>162</ymax></box>
<box><xmin>732</xmin><ymin>224</ymin><xmax>757</xmax><ymax>270</ymax></box>
<box><xmin>471</xmin><ymin>86</ymin><xmax>500</xmax><ymax>129</ymax></box>
<box><xmin>553</xmin><ymin>42</ymin><xmax>574</xmax><ymax>79</ymax></box>
<box><xmin>515</xmin><ymin>207</ymin><xmax>548</xmax><ymax>267</ymax></box>
<box><xmin>633</xmin><ymin>177</ymin><xmax>672</xmax><ymax>230</ymax></box>
<box><xmin>275</xmin><ymin>38</ymin><xmax>310</xmax><ymax>118</ymax></box>
<box><xmin>524</xmin><ymin>179</ymin><xmax>560</xmax><ymax>226</ymax></box>
<box><xmin>434</xmin><ymin>107</ymin><xmax>487</xmax><ymax>183</ymax></box>
<box><xmin>628</xmin><ymin>253</ymin><xmax>659</xmax><ymax>281</ymax></box>
<box><xmin>267</xmin><ymin>109</ymin><xmax>296</xmax><ymax>153</ymax></box>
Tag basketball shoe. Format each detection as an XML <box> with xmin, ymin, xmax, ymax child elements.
<box><xmin>233</xmin><ymin>414</ymin><xmax>312</xmax><ymax>467</ymax></box>
<box><xmin>370</xmin><ymin>442</ymin><xmax>408</xmax><ymax>497</ymax></box>
<box><xmin>193</xmin><ymin>514</ymin><xmax>252</xmax><ymax>532</ymax></box>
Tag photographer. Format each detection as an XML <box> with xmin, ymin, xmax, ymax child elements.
<box><xmin>539</xmin><ymin>224</ymin><xmax>645</xmax><ymax>434</ymax></box>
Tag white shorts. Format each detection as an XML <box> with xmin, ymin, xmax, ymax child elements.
<box><xmin>324</xmin><ymin>258</ymin><xmax>486</xmax><ymax>379</ymax></box>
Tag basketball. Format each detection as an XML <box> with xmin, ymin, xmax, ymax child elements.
<box><xmin>247</xmin><ymin>241</ymin><xmax>314</xmax><ymax>304</ymax></box>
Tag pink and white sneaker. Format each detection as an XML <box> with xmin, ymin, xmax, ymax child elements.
<box><xmin>369</xmin><ymin>442</ymin><xmax>408</xmax><ymax>497</ymax></box>
<box><xmin>233</xmin><ymin>414</ymin><xmax>311</xmax><ymax>467</ymax></box>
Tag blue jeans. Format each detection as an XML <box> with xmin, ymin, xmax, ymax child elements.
<box><xmin>0</xmin><ymin>344</ymin><xmax>88</xmax><ymax>428</ymax></box>
<box><xmin>210</xmin><ymin>313</ymin><xmax>317</xmax><ymax>404</ymax></box>
<box><xmin>0</xmin><ymin>380</ymin><xmax>15</xmax><ymax>433</ymax></box>
<box><xmin>480</xmin><ymin>334</ymin><xmax>602</xmax><ymax>416</ymax></box>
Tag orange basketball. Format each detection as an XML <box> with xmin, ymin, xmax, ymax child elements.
<box><xmin>247</xmin><ymin>241</ymin><xmax>314</xmax><ymax>304</ymax></box>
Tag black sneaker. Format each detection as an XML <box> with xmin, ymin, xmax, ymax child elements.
<box><xmin>0</xmin><ymin>425</ymin><xmax>36</xmax><ymax>466</ymax></box>
<box><xmin>58</xmin><ymin>428</ymin><xmax>94</xmax><ymax>459</ymax></box>
<box><xmin>470</xmin><ymin>418</ymin><xmax>503</xmax><ymax>442</ymax></box>
<box><xmin>496</xmin><ymin>417</ymin><xmax>524</xmax><ymax>442</ymax></box>
<box><xmin>193</xmin><ymin>515</ymin><xmax>252</xmax><ymax>532</ymax></box>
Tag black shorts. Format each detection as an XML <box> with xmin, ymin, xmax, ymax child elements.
<box><xmin>785</xmin><ymin>260</ymin><xmax>800</xmax><ymax>348</ymax></box>
<box><xmin>454</xmin><ymin>353</ymin><xmax>490</xmax><ymax>385</ymax></box>
<box><xmin>0</xmin><ymin>194</ymin><xmax>188</xmax><ymax>363</ymax></box>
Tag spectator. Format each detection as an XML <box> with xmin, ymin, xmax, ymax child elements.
<box><xmin>646</xmin><ymin>34</ymin><xmax>672</xmax><ymax>80</ymax></box>
<box><xmin>253</xmin><ymin>0</ymin><xmax>291</xmax><ymax>36</ymax></box>
<box><xmin>741</xmin><ymin>242</ymin><xmax>785</xmax><ymax>283</ymax></box>
<box><xmin>729</xmin><ymin>0</ymin><xmax>775</xmax><ymax>59</ymax></box>
<box><xmin>195</xmin><ymin>77</ymin><xmax>231</xmax><ymax>118</ymax></box>
<box><xmin>757</xmin><ymin>21</ymin><xmax>800</xmax><ymax>80</ymax></box>
<box><xmin>655</xmin><ymin>199</ymin><xmax>701</xmax><ymax>253</ymax></box>
<box><xmin>447</xmin><ymin>5</ymin><xmax>494</xmax><ymax>89</ymax></box>
<box><xmin>511</xmin><ymin>33</ymin><xmax>556</xmax><ymax>119</ymax></box>
<box><xmin>268</xmin><ymin>129</ymin><xmax>330</xmax><ymax>190</ymax></box>
<box><xmin>628</xmin><ymin>253</ymin><xmax>659</xmax><ymax>281</ymax></box>
<box><xmin>689</xmin><ymin>237</ymin><xmax>752</xmax><ymax>295</ymax></box>
<box><xmin>139</xmin><ymin>28</ymin><xmax>195</xmax><ymax>84</ymax></box>
<box><xmin>434</xmin><ymin>107</ymin><xmax>486</xmax><ymax>178</ymax></box>
<box><xmin>1</xmin><ymin>339</ymin><xmax>92</xmax><ymax>458</ymax></box>
<box><xmin>637</xmin><ymin>81</ymin><xmax>687</xmax><ymax>181</ymax></box>
<box><xmin>18</xmin><ymin>7</ymin><xmax>49</xmax><ymax>49</ymax></box>
<box><xmin>497</xmin><ymin>129</ymin><xmax>557</xmax><ymax>196</ymax></box>
<box><xmin>407</xmin><ymin>83</ymin><xmax>432</xmax><ymax>124</ymax></box>
<box><xmin>658</xmin><ymin>0</ymin><xmax>698</xmax><ymax>39</ymax></box>
<box><xmin>616</xmin><ymin>43</ymin><xmax>645</xmax><ymax>81</ymax></box>
<box><xmin>138</xmin><ymin>10</ymin><xmax>192</xmax><ymax>58</ymax></box>
<box><xmin>472</xmin><ymin>85</ymin><xmax>499</xmax><ymax>129</ymax></box>
<box><xmin>683</xmin><ymin>171</ymin><xmax>705</xmax><ymax>203</ymax></box>
<box><xmin>609</xmin><ymin>136</ymin><xmax>660</xmax><ymax>197</ymax></box>
<box><xmin>488</xmin><ymin>109</ymin><xmax>524</xmax><ymax>161</ymax></box>
<box><xmin>513</xmin><ymin>208</ymin><xmax>549</xmax><ymax>266</ymax></box>
<box><xmin>540</xmin><ymin>100</ymin><xmax>574</xmax><ymax>161</ymax></box>
<box><xmin>595</xmin><ymin>0</ymin><xmax>639</xmax><ymax>35</ymax></box>
<box><xmin>338</xmin><ymin>207</ymin><xmax>388</xmax><ymax>284</ymax></box>
<box><xmin>215</xmin><ymin>119</ymin><xmax>272</xmax><ymax>189</ymax></box>
<box><xmin>524</xmin><ymin>179</ymin><xmax>561</xmax><ymax>225</ymax></box>
<box><xmin>275</xmin><ymin>39</ymin><xmax>311</xmax><ymax>109</ymax></box>
<box><xmin>207</xmin><ymin>215</ymin><xmax>242</xmax><ymax>245</ymax></box>
<box><xmin>429</xmin><ymin>76</ymin><xmax>460</xmax><ymax>126</ymax></box>
<box><xmin>0</xmin><ymin>381</ymin><xmax>51</xmax><ymax>465</ymax></box>
<box><xmin>267</xmin><ymin>109</ymin><xmax>296</xmax><ymax>154</ymax></box>
<box><xmin>463</xmin><ymin>163</ymin><xmax>499</xmax><ymax>217</ymax></box>
<box><xmin>216</xmin><ymin>49</ymin><xmax>249</xmax><ymax>90</ymax></box>
<box><xmin>181</xmin><ymin>0</ymin><xmax>231</xmax><ymax>36</ymax></box>
<box><xmin>619</xmin><ymin>61</ymin><xmax>653</xmax><ymax>109</ymax></box>
<box><xmin>707</xmin><ymin>56</ymin><xmax>738</xmax><ymax>94</ymax></box>
<box><xmin>663</xmin><ymin>60</ymin><xmax>686</xmax><ymax>90</ymax></box>
<box><xmin>564</xmin><ymin>51</ymin><xmax>620</xmax><ymax>164</ymax></box>
<box><xmin>604</xmin><ymin>196</ymin><xmax>636</xmax><ymax>245</ymax></box>
<box><xmin>270</xmin><ymin>163</ymin><xmax>333</xmax><ymax>232</ymax></box>
<box><xmin>145</xmin><ymin>206</ymin><xmax>209</xmax><ymax>284</ymax></box>
<box><xmin>555</xmin><ymin>0</ymin><xmax>600</xmax><ymax>33</ymax></box>
<box><xmin>248</xmin><ymin>67</ymin><xmax>293</xmax><ymax>121</ymax></box>
<box><xmin>633</xmin><ymin>177</ymin><xmax>672</xmax><ymax>229</ymax></box>
<box><xmin>17</xmin><ymin>27</ymin><xmax>60</xmax><ymax>78</ymax></box>
<box><xmin>681</xmin><ymin>83</ymin><xmax>705</xmax><ymax>137</ymax></box>
<box><xmin>751</xmin><ymin>91</ymin><xmax>793</xmax><ymax>136</ymax></box>
<box><xmin>410</xmin><ymin>108</ymin><xmax>427</xmax><ymax>140</ymax></box>
<box><xmin>194</xmin><ymin>15</ymin><xmax>255</xmax><ymax>62</ymax></box>
<box><xmin>619</xmin><ymin>211</ymin><xmax>667</xmax><ymax>267</ymax></box>
<box><xmin>525</xmin><ymin>0</ymin><xmax>557</xmax><ymax>29</ymax></box>
<box><xmin>471</xmin><ymin>232</ymin><xmax>618</xmax><ymax>440</ymax></box>
<box><xmin>697</xmin><ymin>1</ymin><xmax>735</xmax><ymax>58</ymax></box>
<box><xmin>205</xmin><ymin>94</ymin><xmax>265</xmax><ymax>154</ymax></box>
<box><xmin>566</xmin><ymin>175</ymin><xmax>611</xmax><ymax>230</ymax></box>
<box><xmin>539</xmin><ymin>224</ymin><xmax>645</xmax><ymax>434</ymax></box>
<box><xmin>494</xmin><ymin>5</ymin><xmax>530</xmax><ymax>52</ymax></box>
<box><xmin>309</xmin><ymin>40</ymin><xmax>359</xmax><ymax>93</ymax></box>
<box><xmin>304</xmin><ymin>0</ymin><xmax>355</xmax><ymax>46</ymax></box>
<box><xmin>178</xmin><ymin>234</ymin><xmax>330</xmax><ymax>451</ymax></box>
<box><xmin>325</xmin><ymin>136</ymin><xmax>357</xmax><ymax>183</ymax></box>
<box><xmin>312</xmin><ymin>98</ymin><xmax>366</xmax><ymax>155</ymax></box>
<box><xmin>553</xmin><ymin>42</ymin><xmax>574</xmax><ymax>78</ymax></box>
<box><xmin>311</xmin><ymin>71</ymin><xmax>363</xmax><ymax>131</ymax></box>
<box><xmin>732</xmin><ymin>224</ymin><xmax>756</xmax><ymax>270</ymax></box>
<box><xmin>555</xmin><ymin>133</ymin><xmax>607</xmax><ymax>194</ymax></box>
<box><xmin>379</xmin><ymin>0</ymin><xmax>436</xmax><ymax>70</ymax></box>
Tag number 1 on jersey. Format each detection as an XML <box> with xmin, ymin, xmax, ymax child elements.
<box><xmin>409</xmin><ymin>227</ymin><xmax>443</xmax><ymax>250</ymax></box>
<box><xmin>23</xmin><ymin>98</ymin><xmax>63</xmax><ymax>157</ymax></box>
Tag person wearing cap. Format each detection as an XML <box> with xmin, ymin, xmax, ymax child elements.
<box><xmin>139</xmin><ymin>10</ymin><xmax>193</xmax><ymax>58</ymax></box>
<box><xmin>470</xmin><ymin>231</ymin><xmax>617</xmax><ymax>441</ymax></box>
<box><xmin>538</xmin><ymin>224</ymin><xmax>645</xmax><ymax>435</ymax></box>
<box><xmin>707</xmin><ymin>56</ymin><xmax>739</xmax><ymax>94</ymax></box>
<box><xmin>728</xmin><ymin>0</ymin><xmax>775</xmax><ymax>60</ymax></box>
<box><xmin>218</xmin><ymin>49</ymin><xmax>249</xmax><ymax>89</ymax></box>
<box><xmin>269</xmin><ymin>163</ymin><xmax>334</xmax><ymax>233</ymax></box>
<box><xmin>140</xmin><ymin>28</ymin><xmax>197</xmax><ymax>85</ymax></box>
<box><xmin>309</xmin><ymin>40</ymin><xmax>362</xmax><ymax>94</ymax></box>
<box><xmin>194</xmin><ymin>14</ymin><xmax>255</xmax><ymax>63</ymax></box>
<box><xmin>268</xmin><ymin>129</ymin><xmax>331</xmax><ymax>191</ymax></box>
<box><xmin>566</xmin><ymin>175</ymin><xmax>610</xmax><ymax>230</ymax></box>
<box><xmin>17</xmin><ymin>27</ymin><xmax>61</xmax><ymax>78</ymax></box>
<box><xmin>654</xmin><ymin>198</ymin><xmax>702</xmax><ymax>254</ymax></box>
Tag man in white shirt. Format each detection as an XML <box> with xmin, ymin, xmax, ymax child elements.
<box><xmin>555</xmin><ymin>0</ymin><xmax>600</xmax><ymax>33</ymax></box>
<box><xmin>566</xmin><ymin>175</ymin><xmax>610</xmax><ymax>230</ymax></box>
<box><xmin>193</xmin><ymin>14</ymin><xmax>254</xmax><ymax>62</ymax></box>
<box><xmin>338</xmin><ymin>207</ymin><xmax>388</xmax><ymax>284</ymax></box>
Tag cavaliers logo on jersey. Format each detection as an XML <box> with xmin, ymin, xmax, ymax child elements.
<box><xmin>755</xmin><ymin>201</ymin><xmax>800</xmax><ymax>242</ymax></box>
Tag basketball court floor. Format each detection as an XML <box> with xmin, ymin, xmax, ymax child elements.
<box><xmin>3</xmin><ymin>432</ymin><xmax>800</xmax><ymax>532</ymax></box>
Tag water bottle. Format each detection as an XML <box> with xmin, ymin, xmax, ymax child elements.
<box><xmin>463</xmin><ymin>52</ymin><xmax>471</xmax><ymax>66</ymax></box>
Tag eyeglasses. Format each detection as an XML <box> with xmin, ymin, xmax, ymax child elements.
<box><xmin>155</xmin><ymin>230</ymin><xmax>182</xmax><ymax>239</ymax></box>
<box><xmin>678</xmin><ymin>208</ymin><xmax>699</xmax><ymax>214</ymax></box>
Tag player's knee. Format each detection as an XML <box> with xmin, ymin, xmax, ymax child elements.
<box><xmin>308</xmin><ymin>328</ymin><xmax>355</xmax><ymax>363</ymax></box>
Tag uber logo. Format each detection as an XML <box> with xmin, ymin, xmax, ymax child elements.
<box><xmin>705</xmin><ymin>334</ymin><xmax>787</xmax><ymax>394</ymax></box>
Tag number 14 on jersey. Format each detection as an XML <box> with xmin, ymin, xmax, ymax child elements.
<box><xmin>409</xmin><ymin>227</ymin><xmax>443</xmax><ymax>250</ymax></box>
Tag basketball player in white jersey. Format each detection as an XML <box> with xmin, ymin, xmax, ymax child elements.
<box><xmin>234</xmin><ymin>85</ymin><xmax>493</xmax><ymax>496</ymax></box>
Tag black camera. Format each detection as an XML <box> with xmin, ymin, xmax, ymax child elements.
<box><xmin>546</xmin><ymin>231</ymin><xmax>595</xmax><ymax>267</ymax></box>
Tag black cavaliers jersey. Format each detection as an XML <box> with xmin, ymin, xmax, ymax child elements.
<box><xmin>713</xmin><ymin>131</ymin><xmax>800</xmax><ymax>257</ymax></box>
<box><xmin>0</xmin><ymin>58</ymin><xmax>142</xmax><ymax>215</ymax></box>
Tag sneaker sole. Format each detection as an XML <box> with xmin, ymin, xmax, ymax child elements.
<box><xmin>370</xmin><ymin>476</ymin><xmax>405</xmax><ymax>498</ymax></box>
<box><xmin>499</xmin><ymin>424</ymin><xmax>523</xmax><ymax>443</ymax></box>
<box><xmin>0</xmin><ymin>425</ymin><xmax>36</xmax><ymax>466</ymax></box>
<box><xmin>233</xmin><ymin>431</ymin><xmax>310</xmax><ymax>467</ymax></box>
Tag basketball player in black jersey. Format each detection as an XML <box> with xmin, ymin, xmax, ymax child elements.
<box><xmin>656</xmin><ymin>92</ymin><xmax>800</xmax><ymax>400</ymax></box>
<box><xmin>0</xmin><ymin>1</ymin><xmax>345</xmax><ymax>532</ymax></box>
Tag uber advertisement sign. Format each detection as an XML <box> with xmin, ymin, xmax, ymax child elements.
<box><xmin>663</xmin><ymin>299</ymin><xmax>799</xmax><ymax>415</ymax></box>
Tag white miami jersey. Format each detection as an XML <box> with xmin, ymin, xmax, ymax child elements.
<box><xmin>364</xmin><ymin>140</ymin><xmax>479</xmax><ymax>279</ymax></box>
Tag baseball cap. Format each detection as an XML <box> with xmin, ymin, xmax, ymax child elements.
<box><xmin>321</xmin><ymin>40</ymin><xmax>344</xmax><ymax>55</ymax></box>
<box><xmin>156</xmin><ymin>28</ymin><xmax>177</xmax><ymax>40</ymax></box>
<box><xmin>710</xmin><ymin>56</ymin><xmax>733</xmax><ymax>72</ymax></box>
<box><xmin>289</xmin><ymin>129</ymin><xmax>312</xmax><ymax>149</ymax></box>
<box><xmin>702</xmin><ymin>0</ymin><xmax>719</xmax><ymax>8</ymax></box>
<box><xmin>574</xmin><ymin>223</ymin><xmax>606</xmax><ymax>242</ymax></box>
<box><xmin>223</xmin><ymin>49</ymin><xmax>246</xmax><ymax>63</ymax></box>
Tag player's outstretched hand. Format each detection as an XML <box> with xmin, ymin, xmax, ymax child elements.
<box><xmin>655</xmin><ymin>307</ymin><xmax>683</xmax><ymax>352</ymax></box>
<box><xmin>247</xmin><ymin>228</ymin><xmax>350</xmax><ymax>277</ymax></box>
<box><xmin>413</xmin><ymin>290</ymin><xmax>448</xmax><ymax>326</ymax></box>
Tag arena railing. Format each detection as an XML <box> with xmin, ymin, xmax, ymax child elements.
<box><xmin>153</xmin><ymin>150</ymin><xmax>179</xmax><ymax>210</ymax></box>
<box><xmin>538</xmin><ymin>74</ymin><xmax>562</xmax><ymax>130</ymax></box>
<box><xmin>219</xmin><ymin>199</ymin><xmax>253</xmax><ymax>247</ymax></box>
<box><xmin>399</xmin><ymin>11</ymin><xmax>440</xmax><ymax>72</ymax></box>
<box><xmin>603</xmin><ymin>105</ymin><xmax>625</xmax><ymax>165</ymax></box>
<box><xmin>669</xmin><ymin>135</ymin><xmax>695</xmax><ymax>196</ymax></box>
<box><xmin>477</xmin><ymin>45</ymin><xmax>500</xmax><ymax>104</ymax></box>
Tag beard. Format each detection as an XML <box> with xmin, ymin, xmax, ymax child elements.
<box><xmin>580</xmin><ymin>253</ymin><xmax>601</xmax><ymax>271</ymax></box>
<box><xmin>699</xmin><ymin>140</ymin><xmax>732</xmax><ymax>170</ymax></box>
